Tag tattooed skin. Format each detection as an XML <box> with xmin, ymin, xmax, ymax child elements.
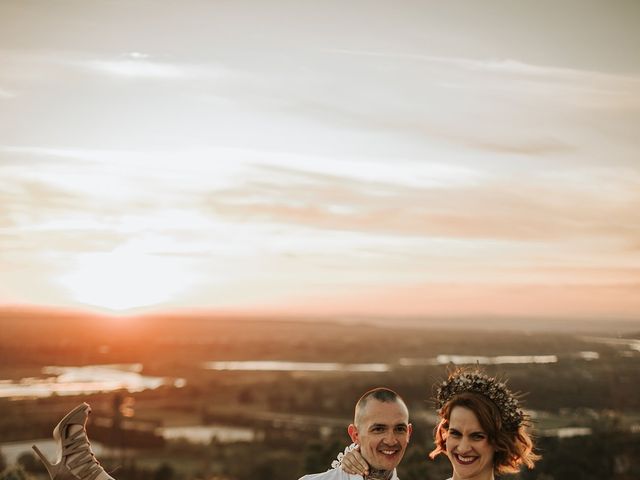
<box><xmin>366</xmin><ymin>468</ymin><xmax>393</xmax><ymax>480</ymax></box>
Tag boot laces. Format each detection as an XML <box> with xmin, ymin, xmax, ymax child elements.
<box><xmin>63</xmin><ymin>429</ymin><xmax>106</xmax><ymax>480</ymax></box>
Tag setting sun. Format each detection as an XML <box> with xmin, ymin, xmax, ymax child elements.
<box><xmin>57</xmin><ymin>246</ymin><xmax>195</xmax><ymax>312</ymax></box>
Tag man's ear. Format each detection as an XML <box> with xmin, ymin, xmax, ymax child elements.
<box><xmin>407</xmin><ymin>423</ymin><xmax>413</xmax><ymax>441</ymax></box>
<box><xmin>348</xmin><ymin>423</ymin><xmax>359</xmax><ymax>443</ymax></box>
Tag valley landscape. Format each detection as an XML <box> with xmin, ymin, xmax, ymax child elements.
<box><xmin>0</xmin><ymin>308</ymin><xmax>638</xmax><ymax>480</ymax></box>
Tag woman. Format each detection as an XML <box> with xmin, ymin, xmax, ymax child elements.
<box><xmin>337</xmin><ymin>368</ymin><xmax>539</xmax><ymax>480</ymax></box>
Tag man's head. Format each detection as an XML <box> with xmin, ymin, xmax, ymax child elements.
<box><xmin>347</xmin><ymin>388</ymin><xmax>412</xmax><ymax>472</ymax></box>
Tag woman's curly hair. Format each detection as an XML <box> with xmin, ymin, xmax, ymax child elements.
<box><xmin>429</xmin><ymin>391</ymin><xmax>540</xmax><ymax>475</ymax></box>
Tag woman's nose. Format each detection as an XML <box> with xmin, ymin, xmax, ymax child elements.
<box><xmin>457</xmin><ymin>437</ymin><xmax>471</xmax><ymax>453</ymax></box>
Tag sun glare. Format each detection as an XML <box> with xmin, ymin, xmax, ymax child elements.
<box><xmin>57</xmin><ymin>247</ymin><xmax>194</xmax><ymax>312</ymax></box>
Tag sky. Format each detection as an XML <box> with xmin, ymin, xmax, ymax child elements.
<box><xmin>1</xmin><ymin>1</ymin><xmax>639</xmax><ymax>319</ymax></box>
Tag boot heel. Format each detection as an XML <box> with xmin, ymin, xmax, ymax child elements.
<box><xmin>32</xmin><ymin>445</ymin><xmax>57</xmax><ymax>479</ymax></box>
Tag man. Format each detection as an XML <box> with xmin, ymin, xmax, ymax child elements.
<box><xmin>299</xmin><ymin>387</ymin><xmax>412</xmax><ymax>480</ymax></box>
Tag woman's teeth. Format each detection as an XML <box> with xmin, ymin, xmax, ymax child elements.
<box><xmin>456</xmin><ymin>454</ymin><xmax>476</xmax><ymax>464</ymax></box>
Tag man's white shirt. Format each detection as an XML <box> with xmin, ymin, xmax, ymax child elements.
<box><xmin>299</xmin><ymin>468</ymin><xmax>399</xmax><ymax>480</ymax></box>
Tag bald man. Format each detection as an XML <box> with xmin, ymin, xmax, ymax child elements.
<box><xmin>299</xmin><ymin>387</ymin><xmax>412</xmax><ymax>480</ymax></box>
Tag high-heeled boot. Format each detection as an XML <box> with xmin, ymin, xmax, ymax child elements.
<box><xmin>32</xmin><ymin>403</ymin><xmax>115</xmax><ymax>480</ymax></box>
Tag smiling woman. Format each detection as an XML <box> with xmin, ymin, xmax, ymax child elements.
<box><xmin>57</xmin><ymin>246</ymin><xmax>195</xmax><ymax>312</ymax></box>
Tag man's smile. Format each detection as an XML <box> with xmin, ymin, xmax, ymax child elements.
<box><xmin>379</xmin><ymin>447</ymin><xmax>400</xmax><ymax>456</ymax></box>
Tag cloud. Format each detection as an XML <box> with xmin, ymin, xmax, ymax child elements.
<box><xmin>0</xmin><ymin>49</ymin><xmax>227</xmax><ymax>84</ymax></box>
<box><xmin>64</xmin><ymin>51</ymin><xmax>228</xmax><ymax>80</ymax></box>
<box><xmin>327</xmin><ymin>48</ymin><xmax>640</xmax><ymax>88</ymax></box>
<box><xmin>86</xmin><ymin>59</ymin><xmax>188</xmax><ymax>78</ymax></box>
<box><xmin>0</xmin><ymin>178</ymin><xmax>83</xmax><ymax>226</ymax></box>
<box><xmin>82</xmin><ymin>58</ymin><xmax>224</xmax><ymax>80</ymax></box>
<box><xmin>246</xmin><ymin>92</ymin><xmax>578</xmax><ymax>158</ymax></box>
<box><xmin>0</xmin><ymin>87</ymin><xmax>15</xmax><ymax>98</ymax></box>
<box><xmin>0</xmin><ymin>144</ymin><xmax>144</xmax><ymax>162</ymax></box>
<box><xmin>3</xmin><ymin>143</ymin><xmax>639</xmax><ymax>247</ymax></box>
<box><xmin>465</xmin><ymin>138</ymin><xmax>575</xmax><ymax>156</ymax></box>
<box><xmin>1</xmin><ymin>229</ymin><xmax>126</xmax><ymax>255</ymax></box>
<box><xmin>324</xmin><ymin>49</ymin><xmax>640</xmax><ymax>109</ymax></box>
<box><xmin>204</xmin><ymin>51</ymin><xmax>621</xmax><ymax>162</ymax></box>
<box><xmin>199</xmin><ymin>164</ymin><xmax>640</xmax><ymax>250</ymax></box>
<box><xmin>0</xmin><ymin>175</ymin><xmax>129</xmax><ymax>262</ymax></box>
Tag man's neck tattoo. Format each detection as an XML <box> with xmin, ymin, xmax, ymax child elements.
<box><xmin>366</xmin><ymin>468</ymin><xmax>393</xmax><ymax>480</ymax></box>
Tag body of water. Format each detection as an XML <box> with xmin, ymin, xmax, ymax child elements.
<box><xmin>0</xmin><ymin>439</ymin><xmax>110</xmax><ymax>465</ymax></box>
<box><xmin>399</xmin><ymin>354</ymin><xmax>559</xmax><ymax>366</ymax></box>
<box><xmin>1</xmin><ymin>348</ymin><xmax>605</xmax><ymax>399</ymax></box>
<box><xmin>0</xmin><ymin>364</ymin><xmax>186</xmax><ymax>399</ymax></box>
<box><xmin>205</xmin><ymin>352</ymin><xmax>602</xmax><ymax>372</ymax></box>
<box><xmin>161</xmin><ymin>425</ymin><xmax>257</xmax><ymax>443</ymax></box>
<box><xmin>1</xmin><ymin>351</ymin><xmax>602</xmax><ymax>400</ymax></box>
<box><xmin>541</xmin><ymin>427</ymin><xmax>593</xmax><ymax>438</ymax></box>
<box><xmin>400</xmin><ymin>351</ymin><xmax>600</xmax><ymax>366</ymax></box>
<box><xmin>0</xmin><ymin>424</ymin><xmax>256</xmax><ymax>464</ymax></box>
<box><xmin>582</xmin><ymin>336</ymin><xmax>640</xmax><ymax>352</ymax></box>
<box><xmin>203</xmin><ymin>361</ymin><xmax>390</xmax><ymax>372</ymax></box>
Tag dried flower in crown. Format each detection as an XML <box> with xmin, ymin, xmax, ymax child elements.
<box><xmin>435</xmin><ymin>368</ymin><xmax>525</xmax><ymax>430</ymax></box>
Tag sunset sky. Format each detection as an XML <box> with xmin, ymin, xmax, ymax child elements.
<box><xmin>1</xmin><ymin>1</ymin><xmax>639</xmax><ymax>319</ymax></box>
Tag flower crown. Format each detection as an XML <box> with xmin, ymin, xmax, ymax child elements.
<box><xmin>435</xmin><ymin>368</ymin><xmax>525</xmax><ymax>430</ymax></box>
